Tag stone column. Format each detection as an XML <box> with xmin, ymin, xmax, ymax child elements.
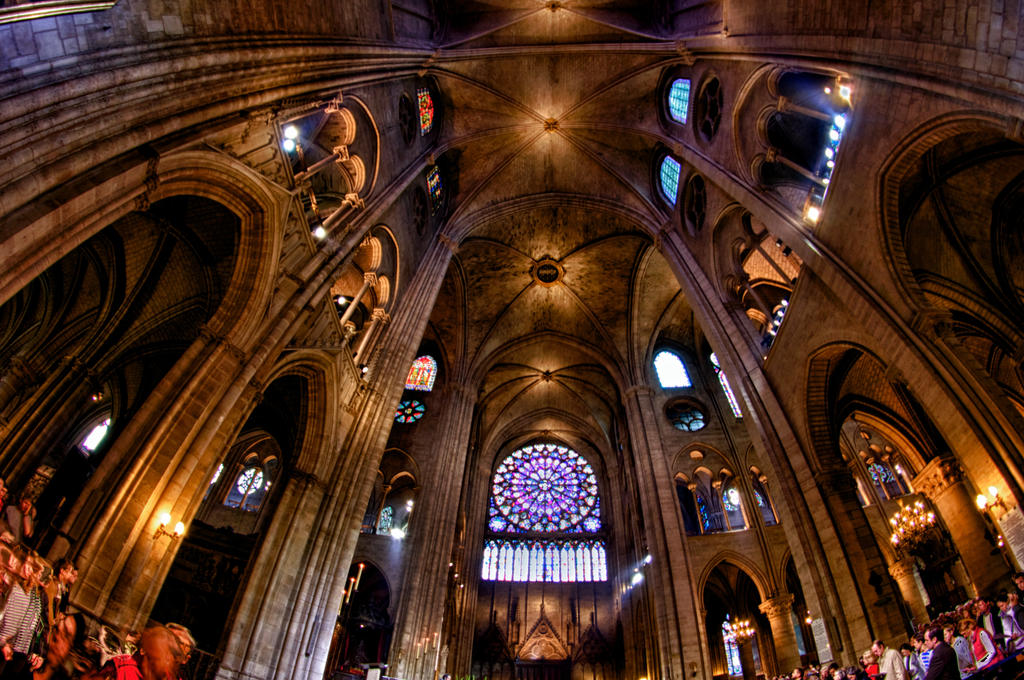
<box><xmin>759</xmin><ymin>595</ymin><xmax>801</xmax><ymax>672</ymax></box>
<box><xmin>337</xmin><ymin>272</ymin><xmax>376</xmax><ymax>330</ymax></box>
<box><xmin>888</xmin><ymin>558</ymin><xmax>929</xmax><ymax>626</ymax></box>
<box><xmin>390</xmin><ymin>382</ymin><xmax>475</xmax><ymax>680</ymax></box>
<box><xmin>913</xmin><ymin>456</ymin><xmax>1008</xmax><ymax>595</ymax></box>
<box><xmin>353</xmin><ymin>308</ymin><xmax>389</xmax><ymax>364</ymax></box>
<box><xmin>621</xmin><ymin>384</ymin><xmax>701</xmax><ymax>680</ymax></box>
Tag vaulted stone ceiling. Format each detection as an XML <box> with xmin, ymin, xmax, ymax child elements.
<box><xmin>424</xmin><ymin>2</ymin><xmax>707</xmax><ymax>457</ymax></box>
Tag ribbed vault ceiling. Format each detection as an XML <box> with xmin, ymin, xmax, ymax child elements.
<box><xmin>424</xmin><ymin>5</ymin><xmax>702</xmax><ymax>458</ymax></box>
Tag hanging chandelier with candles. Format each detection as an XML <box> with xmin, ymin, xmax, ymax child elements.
<box><xmin>889</xmin><ymin>500</ymin><xmax>936</xmax><ymax>551</ymax></box>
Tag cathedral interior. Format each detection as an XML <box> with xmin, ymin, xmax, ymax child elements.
<box><xmin>1</xmin><ymin>1</ymin><xmax>1024</xmax><ymax>679</ymax></box>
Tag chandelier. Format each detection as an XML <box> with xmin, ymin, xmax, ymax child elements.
<box><xmin>731</xmin><ymin>619</ymin><xmax>756</xmax><ymax>640</ymax></box>
<box><xmin>889</xmin><ymin>500</ymin><xmax>936</xmax><ymax>550</ymax></box>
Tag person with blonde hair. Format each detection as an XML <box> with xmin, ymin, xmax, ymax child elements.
<box><xmin>958</xmin><ymin>618</ymin><xmax>1001</xmax><ymax>672</ymax></box>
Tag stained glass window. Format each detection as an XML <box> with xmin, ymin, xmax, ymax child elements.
<box><xmin>405</xmin><ymin>355</ymin><xmax>437</xmax><ymax>391</ymax></box>
<box><xmin>868</xmin><ymin>461</ymin><xmax>907</xmax><ymax>500</ymax></box>
<box><xmin>395</xmin><ymin>400</ymin><xmax>425</xmax><ymax>423</ymax></box>
<box><xmin>660</xmin><ymin>156</ymin><xmax>682</xmax><ymax>205</ymax></box>
<box><xmin>723</xmin><ymin>620</ymin><xmax>743</xmax><ymax>676</ymax></box>
<box><xmin>868</xmin><ymin>463</ymin><xmax>895</xmax><ymax>484</ymax></box>
<box><xmin>417</xmin><ymin>88</ymin><xmax>433</xmax><ymax>135</ymax></box>
<box><xmin>224</xmin><ymin>463</ymin><xmax>273</xmax><ymax>511</ymax></box>
<box><xmin>722</xmin><ymin>484</ymin><xmax>746</xmax><ymax>530</ymax></box>
<box><xmin>483</xmin><ymin>443</ymin><xmax>605</xmax><ymax>582</ymax></box>
<box><xmin>426</xmin><ymin>166</ymin><xmax>443</xmax><ymax>213</ymax></box>
<box><xmin>654</xmin><ymin>350</ymin><xmax>691</xmax><ymax>388</ymax></box>
<box><xmin>710</xmin><ymin>353</ymin><xmax>743</xmax><ymax>418</ymax></box>
<box><xmin>668</xmin><ymin>78</ymin><xmax>691</xmax><ymax>123</ymax></box>
<box><xmin>697</xmin><ymin>494</ymin><xmax>711</xmax><ymax>532</ymax></box>
<box><xmin>377</xmin><ymin>506</ymin><xmax>393</xmax><ymax>535</ymax></box>
<box><xmin>488</xmin><ymin>443</ymin><xmax>600</xmax><ymax>533</ymax></box>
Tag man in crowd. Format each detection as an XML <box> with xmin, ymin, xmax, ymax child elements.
<box><xmin>923</xmin><ymin>627</ymin><xmax>961</xmax><ymax>680</ymax></box>
<box><xmin>872</xmin><ymin>639</ymin><xmax>908</xmax><ymax>680</ymax></box>
<box><xmin>995</xmin><ymin>590</ymin><xmax>1024</xmax><ymax>653</ymax></box>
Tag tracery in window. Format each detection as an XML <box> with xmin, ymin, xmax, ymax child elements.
<box><xmin>660</xmin><ymin>156</ymin><xmax>682</xmax><ymax>205</ymax></box>
<box><xmin>654</xmin><ymin>350</ymin><xmax>692</xmax><ymax>388</ymax></box>
<box><xmin>417</xmin><ymin>88</ymin><xmax>434</xmax><ymax>134</ymax></box>
<box><xmin>482</xmin><ymin>443</ymin><xmax>606</xmax><ymax>582</ymax></box>
<box><xmin>487</xmin><ymin>443</ymin><xmax>600</xmax><ymax>533</ymax></box>
<box><xmin>395</xmin><ymin>400</ymin><xmax>425</xmax><ymax>424</ymax></box>
<box><xmin>666</xmin><ymin>400</ymin><xmax>706</xmax><ymax>431</ymax></box>
<box><xmin>710</xmin><ymin>352</ymin><xmax>743</xmax><ymax>418</ymax></box>
<box><xmin>668</xmin><ymin>78</ymin><xmax>691</xmax><ymax>123</ymax></box>
<box><xmin>405</xmin><ymin>355</ymin><xmax>437</xmax><ymax>391</ymax></box>
<box><xmin>224</xmin><ymin>458</ymin><xmax>277</xmax><ymax>512</ymax></box>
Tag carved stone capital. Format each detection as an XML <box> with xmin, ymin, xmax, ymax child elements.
<box><xmin>363</xmin><ymin>272</ymin><xmax>378</xmax><ymax>285</ymax></box>
<box><xmin>888</xmin><ymin>558</ymin><xmax>917</xmax><ymax>581</ymax></box>
<box><xmin>758</xmin><ymin>594</ymin><xmax>795</xmax><ymax>619</ymax></box>
<box><xmin>370</xmin><ymin>308</ymin><xmax>390</xmax><ymax>324</ymax></box>
<box><xmin>438</xmin><ymin>233</ymin><xmax>459</xmax><ymax>255</ymax></box>
<box><xmin>913</xmin><ymin>456</ymin><xmax>963</xmax><ymax>500</ymax></box>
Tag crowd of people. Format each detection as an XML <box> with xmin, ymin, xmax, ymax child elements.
<box><xmin>778</xmin><ymin>573</ymin><xmax>1024</xmax><ymax>680</ymax></box>
<box><xmin>0</xmin><ymin>478</ymin><xmax>197</xmax><ymax>679</ymax></box>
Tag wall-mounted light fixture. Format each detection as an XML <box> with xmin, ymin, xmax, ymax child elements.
<box><xmin>155</xmin><ymin>512</ymin><xmax>185</xmax><ymax>540</ymax></box>
<box><xmin>976</xmin><ymin>486</ymin><xmax>1007</xmax><ymax>513</ymax></box>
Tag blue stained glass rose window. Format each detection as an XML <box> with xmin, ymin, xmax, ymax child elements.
<box><xmin>488</xmin><ymin>443</ymin><xmax>601</xmax><ymax>533</ymax></box>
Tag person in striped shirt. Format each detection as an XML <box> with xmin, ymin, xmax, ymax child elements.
<box><xmin>0</xmin><ymin>551</ymin><xmax>49</xmax><ymax>675</ymax></box>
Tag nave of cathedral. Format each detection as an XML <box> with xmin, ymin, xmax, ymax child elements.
<box><xmin>1</xmin><ymin>1</ymin><xmax>1023</xmax><ymax>679</ymax></box>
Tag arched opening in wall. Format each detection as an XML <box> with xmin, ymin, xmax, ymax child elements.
<box><xmin>893</xmin><ymin>125</ymin><xmax>1024</xmax><ymax>425</ymax></box>
<box><xmin>703</xmin><ymin>562</ymin><xmax>770</xmax><ymax>679</ymax></box>
<box><xmin>745</xmin><ymin>69</ymin><xmax>852</xmax><ymax>223</ymax></box>
<box><xmin>714</xmin><ymin>209</ymin><xmax>802</xmax><ymax>356</ymax></box>
<box><xmin>326</xmin><ymin>562</ymin><xmax>392</xmax><ymax>669</ymax></box>
<box><xmin>839</xmin><ymin>415</ymin><xmax>969</xmax><ymax>618</ymax></box>
<box><xmin>280</xmin><ymin>97</ymin><xmax>379</xmax><ymax>235</ymax></box>
<box><xmin>150</xmin><ymin>373</ymin><xmax>305</xmax><ymax>656</ymax></box>
<box><xmin>360</xmin><ymin>450</ymin><xmax>419</xmax><ymax>538</ymax></box>
<box><xmin>0</xmin><ymin>195</ymin><xmax>239</xmax><ymax>555</ymax></box>
<box><xmin>783</xmin><ymin>558</ymin><xmax>817</xmax><ymax>666</ymax></box>
<box><xmin>805</xmin><ymin>344</ymin><xmax>995</xmax><ymax>635</ymax></box>
<box><xmin>748</xmin><ymin>467</ymin><xmax>777</xmax><ymax>526</ymax></box>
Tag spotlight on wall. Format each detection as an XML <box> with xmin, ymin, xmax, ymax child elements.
<box><xmin>155</xmin><ymin>512</ymin><xmax>186</xmax><ymax>540</ymax></box>
<box><xmin>390</xmin><ymin>527</ymin><xmax>406</xmax><ymax>540</ymax></box>
<box><xmin>312</xmin><ymin>226</ymin><xmax>327</xmax><ymax>240</ymax></box>
<box><xmin>630</xmin><ymin>570</ymin><xmax>644</xmax><ymax>586</ymax></box>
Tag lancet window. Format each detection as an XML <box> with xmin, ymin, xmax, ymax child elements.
<box><xmin>417</xmin><ymin>88</ymin><xmax>434</xmax><ymax>134</ymax></box>
<box><xmin>710</xmin><ymin>352</ymin><xmax>743</xmax><ymax>418</ymax></box>
<box><xmin>405</xmin><ymin>355</ymin><xmax>437</xmax><ymax>391</ymax></box>
<box><xmin>481</xmin><ymin>443</ymin><xmax>607</xmax><ymax>582</ymax></box>
<box><xmin>654</xmin><ymin>349</ymin><xmax>692</xmax><ymax>388</ymax></box>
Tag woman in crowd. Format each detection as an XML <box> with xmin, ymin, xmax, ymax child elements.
<box><xmin>958</xmin><ymin>618</ymin><xmax>1002</xmax><ymax>673</ymax></box>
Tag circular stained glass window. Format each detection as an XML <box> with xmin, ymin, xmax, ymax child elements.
<box><xmin>237</xmin><ymin>468</ymin><xmax>264</xmax><ymax>495</ymax></box>
<box><xmin>488</xmin><ymin>443</ymin><xmax>600</xmax><ymax>533</ymax></box>
<box><xmin>395</xmin><ymin>400</ymin><xmax>425</xmax><ymax>423</ymax></box>
<box><xmin>666</xmin><ymin>400</ymin><xmax>706</xmax><ymax>432</ymax></box>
